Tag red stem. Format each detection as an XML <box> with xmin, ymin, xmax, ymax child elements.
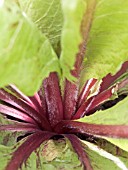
<box><xmin>55</xmin><ymin>120</ymin><xmax>128</xmax><ymax>138</ymax></box>
<box><xmin>0</xmin><ymin>103</ymin><xmax>36</xmax><ymax>124</ymax></box>
<box><xmin>77</xmin><ymin>78</ymin><xmax>97</xmax><ymax>108</ymax></box>
<box><xmin>0</xmin><ymin>89</ymin><xmax>51</xmax><ymax>131</ymax></box>
<box><xmin>100</xmin><ymin>61</ymin><xmax>128</xmax><ymax>92</ymax></box>
<box><xmin>73</xmin><ymin>86</ymin><xmax>114</xmax><ymax>119</ymax></box>
<box><xmin>65</xmin><ymin>134</ymin><xmax>93</xmax><ymax>170</ymax></box>
<box><xmin>64</xmin><ymin>43</ymin><xmax>86</xmax><ymax>120</ymax></box>
<box><xmin>43</xmin><ymin>72</ymin><xmax>63</xmax><ymax>128</ymax></box>
<box><xmin>0</xmin><ymin>123</ymin><xmax>40</xmax><ymax>132</ymax></box>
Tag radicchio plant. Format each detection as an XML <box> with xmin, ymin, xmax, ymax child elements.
<box><xmin>0</xmin><ymin>0</ymin><xmax>128</xmax><ymax>170</ymax></box>
<box><xmin>0</xmin><ymin>61</ymin><xmax>128</xmax><ymax>170</ymax></box>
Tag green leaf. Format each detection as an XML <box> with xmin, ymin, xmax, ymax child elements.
<box><xmin>0</xmin><ymin>1</ymin><xmax>60</xmax><ymax>95</ymax></box>
<box><xmin>1</xmin><ymin>136</ymin><xmax>128</xmax><ymax>170</ymax></box>
<box><xmin>23</xmin><ymin>139</ymin><xmax>82</xmax><ymax>170</ymax></box>
<box><xmin>105</xmin><ymin>138</ymin><xmax>128</xmax><ymax>153</ymax></box>
<box><xmin>81</xmin><ymin>140</ymin><xmax>128</xmax><ymax>170</ymax></box>
<box><xmin>18</xmin><ymin>0</ymin><xmax>63</xmax><ymax>52</ymax></box>
<box><xmin>0</xmin><ymin>138</ymin><xmax>83</xmax><ymax>170</ymax></box>
<box><xmin>0</xmin><ymin>114</ymin><xmax>30</xmax><ymax>146</ymax></box>
<box><xmin>60</xmin><ymin>0</ymin><xmax>86</xmax><ymax>80</ymax></box>
<box><xmin>81</xmin><ymin>0</ymin><xmax>128</xmax><ymax>85</ymax></box>
<box><xmin>0</xmin><ymin>145</ymin><xmax>13</xmax><ymax>170</ymax></box>
<box><xmin>78</xmin><ymin>96</ymin><xmax>128</xmax><ymax>125</ymax></box>
<box><xmin>78</xmin><ymin>96</ymin><xmax>128</xmax><ymax>152</ymax></box>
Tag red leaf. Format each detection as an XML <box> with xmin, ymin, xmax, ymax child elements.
<box><xmin>0</xmin><ymin>104</ymin><xmax>36</xmax><ymax>124</ymax></box>
<box><xmin>100</xmin><ymin>61</ymin><xmax>128</xmax><ymax>92</ymax></box>
<box><xmin>0</xmin><ymin>89</ymin><xmax>51</xmax><ymax>131</ymax></box>
<box><xmin>43</xmin><ymin>72</ymin><xmax>63</xmax><ymax>127</ymax></box>
<box><xmin>0</xmin><ymin>123</ymin><xmax>39</xmax><ymax>132</ymax></box>
<box><xmin>65</xmin><ymin>134</ymin><xmax>93</xmax><ymax>170</ymax></box>
<box><xmin>55</xmin><ymin>121</ymin><xmax>128</xmax><ymax>138</ymax></box>
<box><xmin>6</xmin><ymin>131</ymin><xmax>55</xmax><ymax>170</ymax></box>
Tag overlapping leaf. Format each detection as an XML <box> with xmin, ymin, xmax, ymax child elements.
<box><xmin>0</xmin><ymin>1</ymin><xmax>60</xmax><ymax>95</ymax></box>
<box><xmin>18</xmin><ymin>0</ymin><xmax>63</xmax><ymax>52</ymax></box>
<box><xmin>0</xmin><ymin>138</ymin><xmax>83</xmax><ymax>170</ymax></box>
<box><xmin>81</xmin><ymin>0</ymin><xmax>128</xmax><ymax>86</ymax></box>
<box><xmin>60</xmin><ymin>0</ymin><xmax>86</xmax><ymax>80</ymax></box>
<box><xmin>78</xmin><ymin>96</ymin><xmax>128</xmax><ymax>152</ymax></box>
<box><xmin>0</xmin><ymin>114</ymin><xmax>35</xmax><ymax>146</ymax></box>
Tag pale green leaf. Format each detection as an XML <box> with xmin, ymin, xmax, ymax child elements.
<box><xmin>81</xmin><ymin>0</ymin><xmax>128</xmax><ymax>85</ymax></box>
<box><xmin>60</xmin><ymin>0</ymin><xmax>86</xmax><ymax>80</ymax></box>
<box><xmin>105</xmin><ymin>138</ymin><xmax>128</xmax><ymax>153</ymax></box>
<box><xmin>18</xmin><ymin>0</ymin><xmax>63</xmax><ymax>52</ymax></box>
<box><xmin>0</xmin><ymin>1</ymin><xmax>60</xmax><ymax>95</ymax></box>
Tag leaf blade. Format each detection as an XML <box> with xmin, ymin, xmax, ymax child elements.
<box><xmin>0</xmin><ymin>1</ymin><xmax>60</xmax><ymax>95</ymax></box>
<box><xmin>81</xmin><ymin>0</ymin><xmax>128</xmax><ymax>85</ymax></box>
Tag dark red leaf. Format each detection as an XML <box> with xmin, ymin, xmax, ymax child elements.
<box><xmin>72</xmin><ymin>97</ymin><xmax>93</xmax><ymax>119</ymax></box>
<box><xmin>0</xmin><ymin>89</ymin><xmax>51</xmax><ymax>131</ymax></box>
<box><xmin>29</xmin><ymin>93</ymin><xmax>42</xmax><ymax>113</ymax></box>
<box><xmin>0</xmin><ymin>123</ymin><xmax>39</xmax><ymax>132</ymax></box>
<box><xmin>63</xmin><ymin>79</ymin><xmax>79</xmax><ymax>120</ymax></box>
<box><xmin>63</xmin><ymin>42</ymin><xmax>86</xmax><ymax>120</ymax></box>
<box><xmin>77</xmin><ymin>78</ymin><xmax>97</xmax><ymax>108</ymax></box>
<box><xmin>43</xmin><ymin>72</ymin><xmax>63</xmax><ymax>127</ymax></box>
<box><xmin>55</xmin><ymin>121</ymin><xmax>128</xmax><ymax>138</ymax></box>
<box><xmin>6</xmin><ymin>85</ymin><xmax>34</xmax><ymax>108</ymax></box>
<box><xmin>85</xmin><ymin>87</ymin><xmax>115</xmax><ymax>115</ymax></box>
<box><xmin>100</xmin><ymin>61</ymin><xmax>128</xmax><ymax>92</ymax></box>
<box><xmin>0</xmin><ymin>104</ymin><xmax>36</xmax><ymax>124</ymax></box>
<box><xmin>73</xmin><ymin>86</ymin><xmax>114</xmax><ymax>119</ymax></box>
<box><xmin>38</xmin><ymin>87</ymin><xmax>48</xmax><ymax>118</ymax></box>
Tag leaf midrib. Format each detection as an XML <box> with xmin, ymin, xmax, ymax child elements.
<box><xmin>81</xmin><ymin>0</ymin><xmax>97</xmax><ymax>43</ymax></box>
